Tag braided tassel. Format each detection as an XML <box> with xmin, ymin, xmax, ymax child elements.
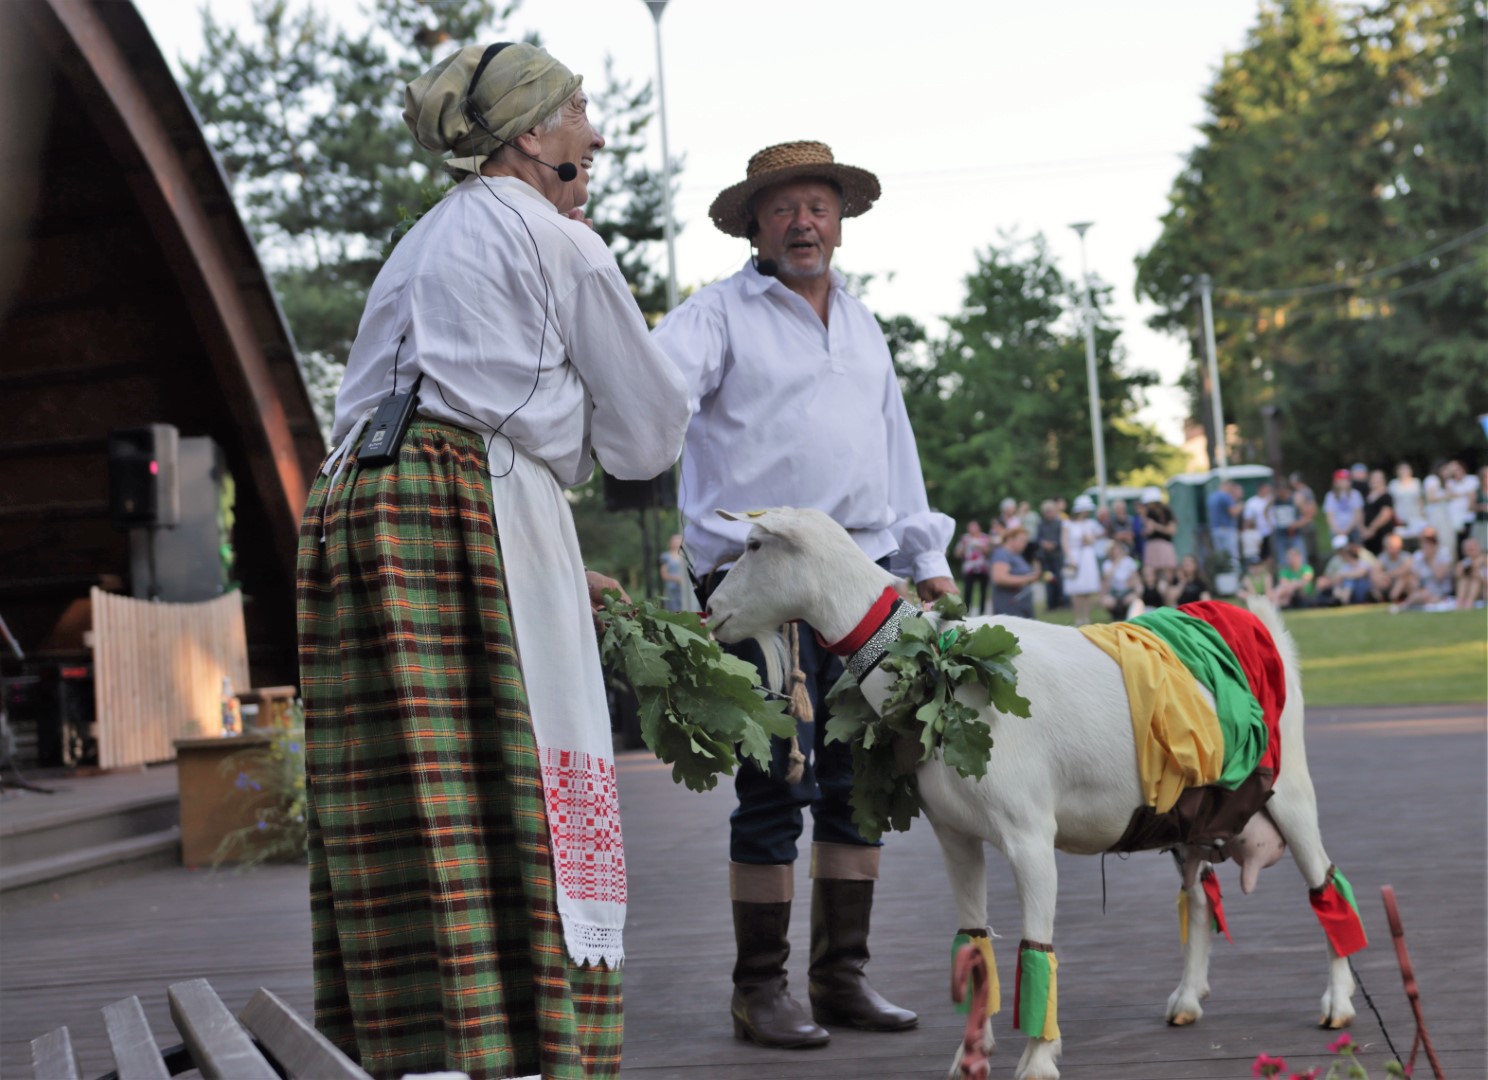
<box><xmin>783</xmin><ymin>623</ymin><xmax>809</xmax><ymax>783</ymax></box>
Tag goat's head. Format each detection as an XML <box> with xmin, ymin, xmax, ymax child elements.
<box><xmin>705</xmin><ymin>508</ymin><xmax>897</xmax><ymax>644</ymax></box>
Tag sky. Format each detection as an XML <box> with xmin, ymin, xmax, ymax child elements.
<box><xmin>133</xmin><ymin>0</ymin><xmax>1264</xmax><ymax>445</ymax></box>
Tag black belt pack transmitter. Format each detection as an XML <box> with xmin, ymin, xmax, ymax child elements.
<box><xmin>357</xmin><ymin>374</ymin><xmax>423</xmax><ymax>467</ymax></box>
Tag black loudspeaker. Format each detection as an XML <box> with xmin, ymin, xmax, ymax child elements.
<box><xmin>108</xmin><ymin>425</ymin><xmax>180</xmax><ymax>528</ymax></box>
<box><xmin>603</xmin><ymin>468</ymin><xmax>676</xmax><ymax>512</ymax></box>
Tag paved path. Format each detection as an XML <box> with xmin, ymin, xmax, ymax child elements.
<box><xmin>2</xmin><ymin>704</ymin><xmax>1483</xmax><ymax>1079</ymax></box>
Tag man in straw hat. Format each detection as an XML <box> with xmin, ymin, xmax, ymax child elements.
<box><xmin>654</xmin><ymin>141</ymin><xmax>955</xmax><ymax>1049</ymax></box>
<box><xmin>298</xmin><ymin>41</ymin><xmax>689</xmax><ymax>1078</ymax></box>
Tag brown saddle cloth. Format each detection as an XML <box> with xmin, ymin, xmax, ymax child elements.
<box><xmin>1107</xmin><ymin>768</ymin><xmax>1274</xmax><ymax>855</ymax></box>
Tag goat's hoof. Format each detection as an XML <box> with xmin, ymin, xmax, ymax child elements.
<box><xmin>1319</xmin><ymin>1012</ymin><xmax>1354</xmax><ymax>1030</ymax></box>
<box><xmin>1168</xmin><ymin>1011</ymin><xmax>1199</xmax><ymax>1027</ymax></box>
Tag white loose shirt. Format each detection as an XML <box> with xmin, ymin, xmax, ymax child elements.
<box><xmin>652</xmin><ymin>262</ymin><xmax>953</xmax><ymax>582</ymax></box>
<box><xmin>333</xmin><ymin>174</ymin><xmax>688</xmax><ymax>486</ymax></box>
<box><xmin>327</xmin><ymin>174</ymin><xmax>689</xmax><ymax>968</ymax></box>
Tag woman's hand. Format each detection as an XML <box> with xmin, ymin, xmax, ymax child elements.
<box><xmin>586</xmin><ymin>570</ymin><xmax>628</xmax><ymax>614</ymax></box>
<box><xmin>565</xmin><ymin>206</ymin><xmax>595</xmax><ymax>230</ymax></box>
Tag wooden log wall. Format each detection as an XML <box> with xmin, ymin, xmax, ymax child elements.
<box><xmin>90</xmin><ymin>587</ymin><xmax>250</xmax><ymax>768</ymax></box>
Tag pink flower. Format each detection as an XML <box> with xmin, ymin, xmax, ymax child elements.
<box><xmin>1252</xmin><ymin>1053</ymin><xmax>1287</xmax><ymax>1077</ymax></box>
<box><xmin>1328</xmin><ymin>1032</ymin><xmax>1354</xmax><ymax>1054</ymax></box>
<box><xmin>1289</xmin><ymin>1070</ymin><xmax>1319</xmax><ymax>1080</ymax></box>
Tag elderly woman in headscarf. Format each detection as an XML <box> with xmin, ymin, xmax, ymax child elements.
<box><xmin>296</xmin><ymin>42</ymin><xmax>689</xmax><ymax>1079</ymax></box>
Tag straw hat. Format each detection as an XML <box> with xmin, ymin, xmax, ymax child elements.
<box><xmin>709</xmin><ymin>141</ymin><xmax>881</xmax><ymax>238</ymax></box>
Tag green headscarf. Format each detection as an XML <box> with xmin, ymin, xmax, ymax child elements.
<box><xmin>404</xmin><ymin>42</ymin><xmax>582</xmax><ymax>178</ymax></box>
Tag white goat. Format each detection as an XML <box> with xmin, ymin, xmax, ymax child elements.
<box><xmin>706</xmin><ymin>508</ymin><xmax>1358</xmax><ymax>1080</ymax></box>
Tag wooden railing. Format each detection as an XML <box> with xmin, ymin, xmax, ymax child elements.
<box><xmin>90</xmin><ymin>588</ymin><xmax>250</xmax><ymax>768</ymax></box>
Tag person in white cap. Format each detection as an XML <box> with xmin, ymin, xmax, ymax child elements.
<box><xmin>1063</xmin><ymin>494</ymin><xmax>1104</xmax><ymax>625</ymax></box>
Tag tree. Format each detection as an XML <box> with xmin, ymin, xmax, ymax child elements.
<box><xmin>184</xmin><ymin>0</ymin><xmax>510</xmax><ymax>427</ymax></box>
<box><xmin>894</xmin><ymin>235</ymin><xmax>1165</xmax><ymax>530</ymax></box>
<box><xmin>1135</xmin><ymin>0</ymin><xmax>1487</xmax><ymax>482</ymax></box>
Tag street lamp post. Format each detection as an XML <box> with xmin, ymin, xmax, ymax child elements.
<box><xmin>1196</xmin><ymin>274</ymin><xmax>1228</xmax><ymax>479</ymax></box>
<box><xmin>643</xmin><ymin>0</ymin><xmax>679</xmax><ymax>312</ymax></box>
<box><xmin>1069</xmin><ymin>222</ymin><xmax>1108</xmax><ymax>509</ymax></box>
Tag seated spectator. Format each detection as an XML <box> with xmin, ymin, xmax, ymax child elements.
<box><xmin>1137</xmin><ymin>564</ymin><xmax>1167</xmax><ymax>612</ymax></box>
<box><xmin>1098</xmin><ymin>540</ymin><xmax>1140</xmax><ymax>621</ymax></box>
<box><xmin>990</xmin><ymin>525</ymin><xmax>1041</xmax><ymax>619</ymax></box>
<box><xmin>1318</xmin><ymin>535</ymin><xmax>1377</xmax><ymax>606</ymax></box>
<box><xmin>1395</xmin><ymin>527</ymin><xmax>1456</xmax><ymax>610</ymax></box>
<box><xmin>1370</xmin><ymin>533</ymin><xmax>1415</xmax><ymax>604</ymax></box>
<box><xmin>1164</xmin><ymin>554</ymin><xmax>1212</xmax><ymax>607</ymax></box>
<box><xmin>1269</xmin><ymin>545</ymin><xmax>1316</xmax><ymax>609</ymax></box>
<box><xmin>1323</xmin><ymin>469</ymin><xmax>1364</xmax><ymax>541</ymax></box>
<box><xmin>1454</xmin><ymin>536</ymin><xmax>1485</xmax><ymax>610</ymax></box>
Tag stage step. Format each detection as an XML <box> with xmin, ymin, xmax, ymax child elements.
<box><xmin>0</xmin><ymin>764</ymin><xmax>181</xmax><ymax>911</ymax></box>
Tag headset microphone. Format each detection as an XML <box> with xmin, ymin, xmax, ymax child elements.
<box><xmin>501</xmin><ymin>138</ymin><xmax>578</xmax><ymax>183</ymax></box>
<box><xmin>745</xmin><ymin>223</ymin><xmax>778</xmax><ymax>277</ymax></box>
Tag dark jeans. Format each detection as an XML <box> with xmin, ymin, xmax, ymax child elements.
<box><xmin>697</xmin><ymin>567</ymin><xmax>882</xmax><ymax>866</ymax></box>
<box><xmin>962</xmin><ymin>570</ymin><xmax>989</xmax><ymax>614</ymax></box>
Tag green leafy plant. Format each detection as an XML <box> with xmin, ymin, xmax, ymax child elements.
<box><xmin>211</xmin><ymin>713</ymin><xmax>308</xmax><ymax>869</ymax></box>
<box><xmin>596</xmin><ymin>593</ymin><xmax>796</xmax><ymax>792</ymax></box>
<box><xmin>825</xmin><ymin>594</ymin><xmax>1031</xmax><ymax>840</ymax></box>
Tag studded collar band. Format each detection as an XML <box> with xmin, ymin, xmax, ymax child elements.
<box><xmin>815</xmin><ymin>587</ymin><xmax>917</xmax><ymax>683</ymax></box>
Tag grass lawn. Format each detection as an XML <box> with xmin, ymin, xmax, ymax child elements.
<box><xmin>1037</xmin><ymin>602</ymin><xmax>1486</xmax><ymax>708</ymax></box>
<box><xmin>1280</xmin><ymin>605</ymin><xmax>1486</xmax><ymax>707</ymax></box>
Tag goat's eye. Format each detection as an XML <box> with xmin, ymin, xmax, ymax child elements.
<box><xmin>747</xmin><ymin>539</ymin><xmax>762</xmax><ymax>552</ymax></box>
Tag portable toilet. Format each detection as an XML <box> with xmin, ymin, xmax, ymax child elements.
<box><xmin>1166</xmin><ymin>466</ymin><xmax>1274</xmax><ymax>559</ymax></box>
<box><xmin>1165</xmin><ymin>473</ymin><xmax>1209</xmax><ymax>559</ymax></box>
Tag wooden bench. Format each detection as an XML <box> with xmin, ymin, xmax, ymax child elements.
<box><xmin>30</xmin><ymin>979</ymin><xmax>392</xmax><ymax>1080</ymax></box>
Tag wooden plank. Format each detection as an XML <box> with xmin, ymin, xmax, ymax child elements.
<box><xmin>100</xmin><ymin>996</ymin><xmax>169</xmax><ymax>1080</ymax></box>
<box><xmin>239</xmin><ymin>988</ymin><xmax>370</xmax><ymax>1080</ymax></box>
<box><xmin>30</xmin><ymin>1026</ymin><xmax>79</xmax><ymax>1080</ymax></box>
<box><xmin>166</xmin><ymin>979</ymin><xmax>277</xmax><ymax>1080</ymax></box>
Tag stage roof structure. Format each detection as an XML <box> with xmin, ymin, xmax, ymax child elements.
<box><xmin>1</xmin><ymin>0</ymin><xmax>326</xmax><ymax>685</ymax></box>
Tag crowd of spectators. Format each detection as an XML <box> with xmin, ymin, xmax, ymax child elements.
<box><xmin>1255</xmin><ymin>460</ymin><xmax>1486</xmax><ymax>613</ymax></box>
<box><xmin>953</xmin><ymin>487</ymin><xmax>1219</xmax><ymax>627</ymax></box>
<box><xmin>950</xmin><ymin>459</ymin><xmax>1486</xmax><ymax>626</ymax></box>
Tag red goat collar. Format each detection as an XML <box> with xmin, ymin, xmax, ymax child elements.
<box><xmin>817</xmin><ymin>586</ymin><xmax>903</xmax><ymax>656</ymax></box>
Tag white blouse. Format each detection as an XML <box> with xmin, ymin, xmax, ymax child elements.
<box><xmin>652</xmin><ymin>262</ymin><xmax>953</xmax><ymax>582</ymax></box>
<box><xmin>333</xmin><ymin>174</ymin><xmax>689</xmax><ymax>486</ymax></box>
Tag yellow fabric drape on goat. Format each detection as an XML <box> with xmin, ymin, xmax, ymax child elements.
<box><xmin>1078</xmin><ymin>623</ymin><xmax>1225</xmax><ymax>813</ymax></box>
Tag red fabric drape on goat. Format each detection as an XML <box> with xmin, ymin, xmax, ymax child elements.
<box><xmin>1179</xmin><ymin>602</ymin><xmax>1286</xmax><ymax>778</ymax></box>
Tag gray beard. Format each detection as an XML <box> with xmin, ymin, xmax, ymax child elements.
<box><xmin>776</xmin><ymin>251</ymin><xmax>828</xmax><ymax>280</ymax></box>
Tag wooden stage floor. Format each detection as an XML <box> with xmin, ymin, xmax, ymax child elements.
<box><xmin>2</xmin><ymin>703</ymin><xmax>1484</xmax><ymax>1079</ymax></box>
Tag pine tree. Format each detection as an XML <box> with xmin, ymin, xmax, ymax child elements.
<box><xmin>1135</xmin><ymin>0</ymin><xmax>1487</xmax><ymax>481</ymax></box>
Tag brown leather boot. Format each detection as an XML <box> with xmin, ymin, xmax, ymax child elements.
<box><xmin>731</xmin><ymin>899</ymin><xmax>831</xmax><ymax>1048</ymax></box>
<box><xmin>808</xmin><ymin>877</ymin><xmax>918</xmax><ymax>1031</ymax></box>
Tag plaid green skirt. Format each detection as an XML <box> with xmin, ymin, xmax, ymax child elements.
<box><xmin>296</xmin><ymin>420</ymin><xmax>621</xmax><ymax>1080</ymax></box>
